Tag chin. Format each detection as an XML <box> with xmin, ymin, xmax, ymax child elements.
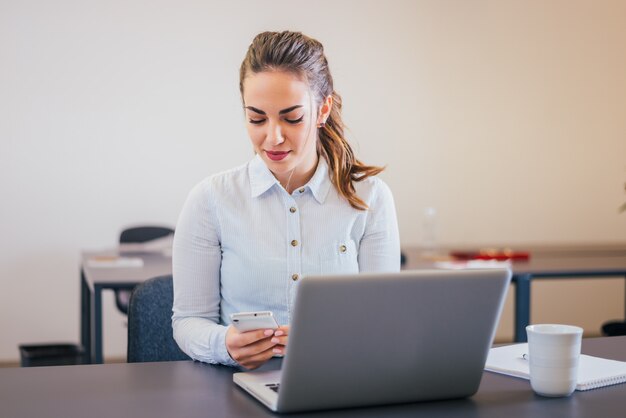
<box><xmin>261</xmin><ymin>157</ymin><xmax>292</xmax><ymax>172</ymax></box>
<box><xmin>268</xmin><ymin>163</ymin><xmax>296</xmax><ymax>175</ymax></box>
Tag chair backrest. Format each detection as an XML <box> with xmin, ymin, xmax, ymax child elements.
<box><xmin>119</xmin><ymin>226</ymin><xmax>174</xmax><ymax>243</ymax></box>
<box><xmin>114</xmin><ymin>226</ymin><xmax>175</xmax><ymax>315</ymax></box>
<box><xmin>127</xmin><ymin>275</ymin><xmax>190</xmax><ymax>363</ymax></box>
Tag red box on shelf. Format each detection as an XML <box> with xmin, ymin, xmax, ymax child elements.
<box><xmin>450</xmin><ymin>249</ymin><xmax>530</xmax><ymax>262</ymax></box>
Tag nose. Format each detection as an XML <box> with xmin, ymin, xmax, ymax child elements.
<box><xmin>267</xmin><ymin>120</ymin><xmax>284</xmax><ymax>146</ymax></box>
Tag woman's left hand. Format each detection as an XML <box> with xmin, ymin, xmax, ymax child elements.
<box><xmin>270</xmin><ymin>325</ymin><xmax>290</xmax><ymax>355</ymax></box>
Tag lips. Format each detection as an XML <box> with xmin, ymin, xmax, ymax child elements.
<box><xmin>265</xmin><ymin>150</ymin><xmax>290</xmax><ymax>161</ymax></box>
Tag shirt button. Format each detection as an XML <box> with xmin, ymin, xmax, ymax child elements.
<box><xmin>292</xmin><ymin>274</ymin><xmax>299</xmax><ymax>281</ymax></box>
<box><xmin>339</xmin><ymin>244</ymin><xmax>347</xmax><ymax>253</ymax></box>
<box><xmin>291</xmin><ymin>240</ymin><xmax>299</xmax><ymax>247</ymax></box>
<box><xmin>289</xmin><ymin>207</ymin><xmax>297</xmax><ymax>213</ymax></box>
<box><xmin>298</xmin><ymin>188</ymin><xmax>305</xmax><ymax>193</ymax></box>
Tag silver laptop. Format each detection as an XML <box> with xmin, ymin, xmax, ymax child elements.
<box><xmin>233</xmin><ymin>269</ymin><xmax>511</xmax><ymax>413</ymax></box>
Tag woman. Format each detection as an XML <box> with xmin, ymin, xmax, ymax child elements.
<box><xmin>172</xmin><ymin>31</ymin><xmax>400</xmax><ymax>369</ymax></box>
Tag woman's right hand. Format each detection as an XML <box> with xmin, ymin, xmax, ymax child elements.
<box><xmin>225</xmin><ymin>326</ymin><xmax>278</xmax><ymax>369</ymax></box>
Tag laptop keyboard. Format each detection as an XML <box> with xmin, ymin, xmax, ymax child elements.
<box><xmin>265</xmin><ymin>383</ymin><xmax>280</xmax><ymax>393</ymax></box>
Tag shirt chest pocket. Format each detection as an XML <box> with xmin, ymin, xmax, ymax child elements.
<box><xmin>318</xmin><ymin>240</ymin><xmax>359</xmax><ymax>275</ymax></box>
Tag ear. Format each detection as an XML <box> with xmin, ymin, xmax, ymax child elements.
<box><xmin>317</xmin><ymin>95</ymin><xmax>333</xmax><ymax>125</ymax></box>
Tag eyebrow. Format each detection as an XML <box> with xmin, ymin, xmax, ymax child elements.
<box><xmin>244</xmin><ymin>105</ymin><xmax>303</xmax><ymax>116</ymax></box>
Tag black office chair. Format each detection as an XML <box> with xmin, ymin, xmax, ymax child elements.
<box><xmin>601</xmin><ymin>275</ymin><xmax>626</xmax><ymax>336</ymax></box>
<box><xmin>127</xmin><ymin>274</ymin><xmax>190</xmax><ymax>362</ymax></box>
<box><xmin>114</xmin><ymin>226</ymin><xmax>174</xmax><ymax>315</ymax></box>
<box><xmin>601</xmin><ymin>321</ymin><xmax>626</xmax><ymax>336</ymax></box>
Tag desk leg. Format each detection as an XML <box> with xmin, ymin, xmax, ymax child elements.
<box><xmin>80</xmin><ymin>269</ymin><xmax>91</xmax><ymax>364</ymax></box>
<box><xmin>514</xmin><ymin>274</ymin><xmax>532</xmax><ymax>342</ymax></box>
<box><xmin>94</xmin><ymin>286</ymin><xmax>104</xmax><ymax>364</ymax></box>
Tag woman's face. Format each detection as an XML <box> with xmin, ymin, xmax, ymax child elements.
<box><xmin>242</xmin><ymin>71</ymin><xmax>321</xmax><ymax>182</ymax></box>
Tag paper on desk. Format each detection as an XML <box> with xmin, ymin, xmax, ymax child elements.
<box><xmin>435</xmin><ymin>260</ymin><xmax>512</xmax><ymax>270</ymax></box>
<box><xmin>485</xmin><ymin>343</ymin><xmax>626</xmax><ymax>391</ymax></box>
<box><xmin>87</xmin><ymin>256</ymin><xmax>144</xmax><ymax>268</ymax></box>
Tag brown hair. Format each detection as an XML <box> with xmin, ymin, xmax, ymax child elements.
<box><xmin>239</xmin><ymin>31</ymin><xmax>384</xmax><ymax>210</ymax></box>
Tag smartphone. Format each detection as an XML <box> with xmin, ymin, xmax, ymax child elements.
<box><xmin>230</xmin><ymin>311</ymin><xmax>279</xmax><ymax>332</ymax></box>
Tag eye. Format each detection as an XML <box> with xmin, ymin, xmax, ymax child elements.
<box><xmin>285</xmin><ymin>116</ymin><xmax>304</xmax><ymax>125</ymax></box>
<box><xmin>248</xmin><ymin>118</ymin><xmax>265</xmax><ymax>125</ymax></box>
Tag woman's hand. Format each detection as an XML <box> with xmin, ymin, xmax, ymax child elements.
<box><xmin>269</xmin><ymin>325</ymin><xmax>290</xmax><ymax>356</ymax></box>
<box><xmin>225</xmin><ymin>325</ymin><xmax>290</xmax><ymax>369</ymax></box>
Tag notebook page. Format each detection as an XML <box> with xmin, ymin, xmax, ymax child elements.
<box><xmin>485</xmin><ymin>343</ymin><xmax>626</xmax><ymax>391</ymax></box>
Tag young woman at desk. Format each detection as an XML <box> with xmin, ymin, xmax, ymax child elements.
<box><xmin>172</xmin><ymin>31</ymin><xmax>400</xmax><ymax>369</ymax></box>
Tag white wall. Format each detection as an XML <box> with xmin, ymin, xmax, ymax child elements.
<box><xmin>1</xmin><ymin>0</ymin><xmax>625</xmax><ymax>361</ymax></box>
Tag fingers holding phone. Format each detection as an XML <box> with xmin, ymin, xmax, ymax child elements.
<box><xmin>270</xmin><ymin>325</ymin><xmax>290</xmax><ymax>356</ymax></box>
<box><xmin>225</xmin><ymin>327</ymin><xmax>276</xmax><ymax>369</ymax></box>
<box><xmin>226</xmin><ymin>311</ymin><xmax>281</xmax><ymax>369</ymax></box>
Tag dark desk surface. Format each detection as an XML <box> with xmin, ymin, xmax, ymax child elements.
<box><xmin>509</xmin><ymin>255</ymin><xmax>626</xmax><ymax>276</ymax></box>
<box><xmin>2</xmin><ymin>337</ymin><xmax>625</xmax><ymax>418</ymax></box>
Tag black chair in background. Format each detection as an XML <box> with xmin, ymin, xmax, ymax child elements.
<box><xmin>127</xmin><ymin>275</ymin><xmax>190</xmax><ymax>362</ymax></box>
<box><xmin>601</xmin><ymin>277</ymin><xmax>626</xmax><ymax>336</ymax></box>
<box><xmin>602</xmin><ymin>321</ymin><xmax>626</xmax><ymax>336</ymax></box>
<box><xmin>114</xmin><ymin>226</ymin><xmax>174</xmax><ymax>315</ymax></box>
<box><xmin>120</xmin><ymin>226</ymin><xmax>175</xmax><ymax>244</ymax></box>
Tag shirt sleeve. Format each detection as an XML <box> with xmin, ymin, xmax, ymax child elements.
<box><xmin>358</xmin><ymin>179</ymin><xmax>401</xmax><ymax>273</ymax></box>
<box><xmin>171</xmin><ymin>180</ymin><xmax>238</xmax><ymax>366</ymax></box>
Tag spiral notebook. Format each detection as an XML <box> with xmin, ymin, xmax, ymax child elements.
<box><xmin>485</xmin><ymin>343</ymin><xmax>626</xmax><ymax>391</ymax></box>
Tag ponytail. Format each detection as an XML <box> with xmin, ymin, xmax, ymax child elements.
<box><xmin>317</xmin><ymin>91</ymin><xmax>383</xmax><ymax>210</ymax></box>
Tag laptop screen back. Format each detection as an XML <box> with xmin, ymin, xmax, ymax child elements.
<box><xmin>276</xmin><ymin>269</ymin><xmax>510</xmax><ymax>412</ymax></box>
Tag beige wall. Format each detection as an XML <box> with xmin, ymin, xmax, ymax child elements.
<box><xmin>1</xmin><ymin>0</ymin><xmax>625</xmax><ymax>361</ymax></box>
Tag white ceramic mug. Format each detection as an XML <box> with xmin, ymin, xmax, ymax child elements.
<box><xmin>525</xmin><ymin>324</ymin><xmax>583</xmax><ymax>397</ymax></box>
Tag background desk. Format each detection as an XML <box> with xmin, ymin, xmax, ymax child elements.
<box><xmin>81</xmin><ymin>251</ymin><xmax>172</xmax><ymax>364</ymax></box>
<box><xmin>82</xmin><ymin>245</ymin><xmax>626</xmax><ymax>363</ymax></box>
<box><xmin>2</xmin><ymin>337</ymin><xmax>625</xmax><ymax>418</ymax></box>
<box><xmin>404</xmin><ymin>245</ymin><xmax>626</xmax><ymax>342</ymax></box>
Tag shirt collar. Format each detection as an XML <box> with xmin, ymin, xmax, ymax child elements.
<box><xmin>248</xmin><ymin>154</ymin><xmax>332</xmax><ymax>204</ymax></box>
<box><xmin>306</xmin><ymin>157</ymin><xmax>332</xmax><ymax>204</ymax></box>
<box><xmin>249</xmin><ymin>154</ymin><xmax>280</xmax><ymax>198</ymax></box>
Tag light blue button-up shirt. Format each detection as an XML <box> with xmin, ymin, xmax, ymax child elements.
<box><xmin>172</xmin><ymin>155</ymin><xmax>400</xmax><ymax>365</ymax></box>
